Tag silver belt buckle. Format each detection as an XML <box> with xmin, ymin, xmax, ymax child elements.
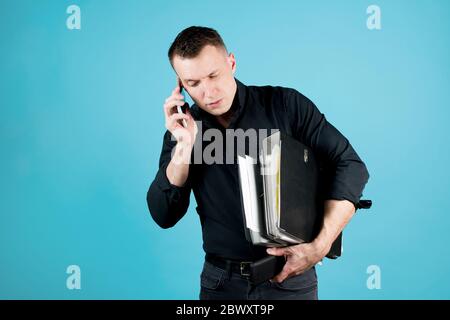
<box><xmin>240</xmin><ymin>261</ymin><xmax>252</xmax><ymax>277</ymax></box>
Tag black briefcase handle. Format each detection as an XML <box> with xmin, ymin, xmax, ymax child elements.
<box><xmin>356</xmin><ymin>199</ymin><xmax>372</xmax><ymax>210</ymax></box>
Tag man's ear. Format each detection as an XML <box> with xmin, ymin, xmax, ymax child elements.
<box><xmin>228</xmin><ymin>52</ymin><xmax>237</xmax><ymax>74</ymax></box>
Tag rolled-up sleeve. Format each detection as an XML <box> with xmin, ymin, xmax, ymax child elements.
<box><xmin>146</xmin><ymin>130</ymin><xmax>191</xmax><ymax>228</ymax></box>
<box><xmin>284</xmin><ymin>88</ymin><xmax>369</xmax><ymax>206</ymax></box>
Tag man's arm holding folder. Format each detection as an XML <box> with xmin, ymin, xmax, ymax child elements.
<box><xmin>266</xmin><ymin>88</ymin><xmax>370</xmax><ymax>283</ymax></box>
<box><xmin>267</xmin><ymin>199</ymin><xmax>355</xmax><ymax>283</ymax></box>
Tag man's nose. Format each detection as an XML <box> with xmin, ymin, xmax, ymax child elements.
<box><xmin>202</xmin><ymin>80</ymin><xmax>216</xmax><ymax>99</ymax></box>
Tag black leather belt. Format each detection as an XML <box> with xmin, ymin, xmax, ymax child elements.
<box><xmin>205</xmin><ymin>254</ymin><xmax>253</xmax><ymax>277</ymax></box>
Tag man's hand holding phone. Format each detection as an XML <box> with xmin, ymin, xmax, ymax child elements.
<box><xmin>163</xmin><ymin>78</ymin><xmax>198</xmax><ymax>148</ymax></box>
<box><xmin>163</xmin><ymin>78</ymin><xmax>197</xmax><ymax>185</ymax></box>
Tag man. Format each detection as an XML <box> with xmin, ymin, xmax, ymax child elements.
<box><xmin>147</xmin><ymin>26</ymin><xmax>369</xmax><ymax>300</ymax></box>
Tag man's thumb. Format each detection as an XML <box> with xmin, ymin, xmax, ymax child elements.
<box><xmin>266</xmin><ymin>247</ymin><xmax>286</xmax><ymax>256</ymax></box>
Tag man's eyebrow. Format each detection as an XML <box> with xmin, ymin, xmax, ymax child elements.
<box><xmin>186</xmin><ymin>70</ymin><xmax>219</xmax><ymax>82</ymax></box>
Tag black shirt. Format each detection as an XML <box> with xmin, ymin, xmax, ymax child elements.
<box><xmin>146</xmin><ymin>78</ymin><xmax>369</xmax><ymax>261</ymax></box>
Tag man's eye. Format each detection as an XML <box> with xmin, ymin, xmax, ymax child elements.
<box><xmin>190</xmin><ymin>83</ymin><xmax>199</xmax><ymax>87</ymax></box>
<box><xmin>210</xmin><ymin>74</ymin><xmax>217</xmax><ymax>78</ymax></box>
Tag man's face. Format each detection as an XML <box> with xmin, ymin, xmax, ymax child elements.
<box><xmin>173</xmin><ymin>45</ymin><xmax>237</xmax><ymax>116</ymax></box>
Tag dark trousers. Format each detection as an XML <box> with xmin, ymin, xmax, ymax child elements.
<box><xmin>199</xmin><ymin>260</ymin><xmax>318</xmax><ymax>300</ymax></box>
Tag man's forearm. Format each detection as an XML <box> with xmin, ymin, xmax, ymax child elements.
<box><xmin>166</xmin><ymin>142</ymin><xmax>193</xmax><ymax>187</ymax></box>
<box><xmin>267</xmin><ymin>199</ymin><xmax>357</xmax><ymax>281</ymax></box>
<box><xmin>312</xmin><ymin>199</ymin><xmax>356</xmax><ymax>255</ymax></box>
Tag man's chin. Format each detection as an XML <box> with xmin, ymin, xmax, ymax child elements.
<box><xmin>197</xmin><ymin>100</ymin><xmax>232</xmax><ymax>116</ymax></box>
<box><xmin>207</xmin><ymin>108</ymin><xmax>224</xmax><ymax>115</ymax></box>
<box><xmin>202</xmin><ymin>105</ymin><xmax>226</xmax><ymax>116</ymax></box>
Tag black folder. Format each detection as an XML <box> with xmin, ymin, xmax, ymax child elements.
<box><xmin>278</xmin><ymin>131</ymin><xmax>342</xmax><ymax>259</ymax></box>
<box><xmin>237</xmin><ymin>131</ymin><xmax>342</xmax><ymax>260</ymax></box>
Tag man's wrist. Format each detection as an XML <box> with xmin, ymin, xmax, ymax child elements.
<box><xmin>166</xmin><ymin>142</ymin><xmax>193</xmax><ymax>187</ymax></box>
<box><xmin>172</xmin><ymin>141</ymin><xmax>193</xmax><ymax>164</ymax></box>
<box><xmin>312</xmin><ymin>236</ymin><xmax>332</xmax><ymax>258</ymax></box>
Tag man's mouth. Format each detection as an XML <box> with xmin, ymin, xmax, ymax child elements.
<box><xmin>207</xmin><ymin>98</ymin><xmax>222</xmax><ymax>108</ymax></box>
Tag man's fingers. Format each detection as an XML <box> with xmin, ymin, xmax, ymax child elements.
<box><xmin>274</xmin><ymin>263</ymin><xmax>296</xmax><ymax>283</ymax></box>
<box><xmin>171</xmin><ymin>88</ymin><xmax>183</xmax><ymax>97</ymax></box>
<box><xmin>272</xmin><ymin>268</ymin><xmax>291</xmax><ymax>283</ymax></box>
<box><xmin>266</xmin><ymin>247</ymin><xmax>287</xmax><ymax>257</ymax></box>
<box><xmin>167</xmin><ymin>113</ymin><xmax>189</xmax><ymax>129</ymax></box>
<box><xmin>184</xmin><ymin>108</ymin><xmax>194</xmax><ymax>124</ymax></box>
<box><xmin>165</xmin><ymin>94</ymin><xmax>183</xmax><ymax>103</ymax></box>
<box><xmin>164</xmin><ymin>99</ymin><xmax>186</xmax><ymax>115</ymax></box>
<box><xmin>168</xmin><ymin>113</ymin><xmax>189</xmax><ymax>125</ymax></box>
<box><xmin>169</xmin><ymin>113</ymin><xmax>189</xmax><ymax>120</ymax></box>
<box><xmin>165</xmin><ymin>97</ymin><xmax>185</xmax><ymax>107</ymax></box>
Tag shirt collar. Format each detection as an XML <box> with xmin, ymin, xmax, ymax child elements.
<box><xmin>235</xmin><ymin>77</ymin><xmax>247</xmax><ymax>113</ymax></box>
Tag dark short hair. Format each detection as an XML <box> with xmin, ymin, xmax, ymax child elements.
<box><xmin>168</xmin><ymin>26</ymin><xmax>227</xmax><ymax>66</ymax></box>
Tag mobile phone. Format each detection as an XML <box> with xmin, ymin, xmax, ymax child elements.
<box><xmin>177</xmin><ymin>79</ymin><xmax>188</xmax><ymax>128</ymax></box>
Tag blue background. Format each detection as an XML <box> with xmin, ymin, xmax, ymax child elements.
<box><xmin>1</xmin><ymin>0</ymin><xmax>449</xmax><ymax>299</ymax></box>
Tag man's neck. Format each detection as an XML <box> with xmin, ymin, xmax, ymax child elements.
<box><xmin>215</xmin><ymin>108</ymin><xmax>234</xmax><ymax>129</ymax></box>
